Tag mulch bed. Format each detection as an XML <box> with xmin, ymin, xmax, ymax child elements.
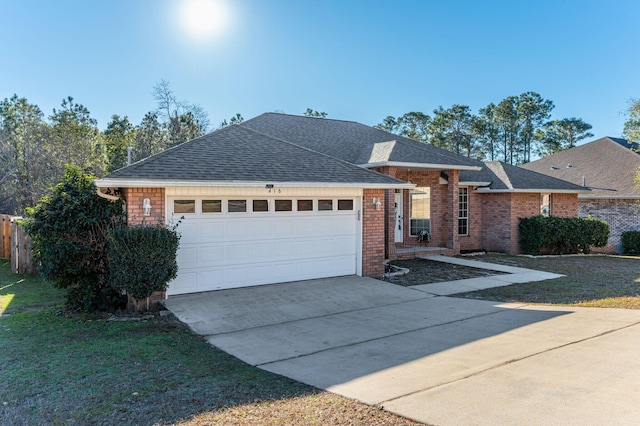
<box><xmin>383</xmin><ymin>258</ymin><xmax>507</xmax><ymax>287</ymax></box>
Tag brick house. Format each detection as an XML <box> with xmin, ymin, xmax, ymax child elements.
<box><xmin>521</xmin><ymin>136</ymin><xmax>640</xmax><ymax>252</ymax></box>
<box><xmin>96</xmin><ymin>113</ymin><xmax>587</xmax><ymax>297</ymax></box>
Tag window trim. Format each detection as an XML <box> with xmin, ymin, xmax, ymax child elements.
<box><xmin>458</xmin><ymin>187</ymin><xmax>469</xmax><ymax>236</ymax></box>
<box><xmin>409</xmin><ymin>187</ymin><xmax>431</xmax><ymax>236</ymax></box>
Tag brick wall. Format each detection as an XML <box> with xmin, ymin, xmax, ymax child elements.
<box><xmin>459</xmin><ymin>186</ymin><xmax>484</xmax><ymax>252</ymax></box>
<box><xmin>481</xmin><ymin>193</ymin><xmax>512</xmax><ymax>252</ymax></box>
<box><xmin>362</xmin><ymin>188</ymin><xmax>386</xmax><ymax>277</ymax></box>
<box><xmin>552</xmin><ymin>193</ymin><xmax>578</xmax><ymax>218</ymax></box>
<box><xmin>509</xmin><ymin>193</ymin><xmax>541</xmax><ymax>253</ymax></box>
<box><xmin>580</xmin><ymin>199</ymin><xmax>640</xmax><ymax>252</ymax></box>
<box><xmin>121</xmin><ymin>187</ymin><xmax>165</xmax><ymax>225</ymax></box>
<box><xmin>395</xmin><ymin>169</ymin><xmax>449</xmax><ymax>247</ymax></box>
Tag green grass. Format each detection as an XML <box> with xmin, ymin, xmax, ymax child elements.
<box><xmin>456</xmin><ymin>254</ymin><xmax>640</xmax><ymax>309</ymax></box>
<box><xmin>0</xmin><ymin>259</ymin><xmax>313</xmax><ymax>425</ymax></box>
<box><xmin>0</xmin><ymin>259</ymin><xmax>418</xmax><ymax>426</ymax></box>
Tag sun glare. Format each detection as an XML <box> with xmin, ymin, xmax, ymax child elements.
<box><xmin>179</xmin><ymin>0</ymin><xmax>229</xmax><ymax>42</ymax></box>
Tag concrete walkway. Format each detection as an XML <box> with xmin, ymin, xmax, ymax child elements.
<box><xmin>411</xmin><ymin>254</ymin><xmax>564</xmax><ymax>295</ymax></box>
<box><xmin>164</xmin><ymin>259</ymin><xmax>640</xmax><ymax>425</ymax></box>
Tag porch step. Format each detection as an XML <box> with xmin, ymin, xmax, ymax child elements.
<box><xmin>394</xmin><ymin>246</ymin><xmax>455</xmax><ymax>260</ymax></box>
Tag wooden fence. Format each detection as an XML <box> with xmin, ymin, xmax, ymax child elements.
<box><xmin>0</xmin><ymin>214</ymin><xmax>36</xmax><ymax>274</ymax></box>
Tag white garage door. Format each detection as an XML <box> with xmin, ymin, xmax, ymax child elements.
<box><xmin>166</xmin><ymin>196</ymin><xmax>360</xmax><ymax>295</ymax></box>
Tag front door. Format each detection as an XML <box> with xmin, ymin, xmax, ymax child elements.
<box><xmin>394</xmin><ymin>191</ymin><xmax>403</xmax><ymax>243</ymax></box>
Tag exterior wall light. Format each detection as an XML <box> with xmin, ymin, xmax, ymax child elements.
<box><xmin>143</xmin><ymin>198</ymin><xmax>152</xmax><ymax>216</ymax></box>
<box><xmin>373</xmin><ymin>198</ymin><xmax>382</xmax><ymax>211</ymax></box>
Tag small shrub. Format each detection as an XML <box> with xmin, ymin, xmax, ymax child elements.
<box><xmin>519</xmin><ymin>216</ymin><xmax>609</xmax><ymax>255</ymax></box>
<box><xmin>621</xmin><ymin>231</ymin><xmax>640</xmax><ymax>254</ymax></box>
<box><xmin>108</xmin><ymin>223</ymin><xmax>180</xmax><ymax>302</ymax></box>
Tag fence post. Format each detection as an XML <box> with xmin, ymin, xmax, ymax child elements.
<box><xmin>1</xmin><ymin>215</ymin><xmax>11</xmax><ymax>258</ymax></box>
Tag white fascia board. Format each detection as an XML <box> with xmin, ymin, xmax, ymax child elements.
<box><xmin>94</xmin><ymin>178</ymin><xmax>415</xmax><ymax>190</ymax></box>
<box><xmin>359</xmin><ymin>161</ymin><xmax>482</xmax><ymax>171</ymax></box>
<box><xmin>459</xmin><ymin>181</ymin><xmax>491</xmax><ymax>187</ymax></box>
<box><xmin>474</xmin><ymin>188</ymin><xmax>591</xmax><ymax>194</ymax></box>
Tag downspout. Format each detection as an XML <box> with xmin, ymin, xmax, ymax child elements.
<box><xmin>96</xmin><ymin>187</ymin><xmax>121</xmax><ymax>202</ymax></box>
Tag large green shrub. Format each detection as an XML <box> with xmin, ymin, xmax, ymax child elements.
<box><xmin>519</xmin><ymin>216</ymin><xmax>609</xmax><ymax>255</ymax></box>
<box><xmin>621</xmin><ymin>231</ymin><xmax>640</xmax><ymax>254</ymax></box>
<box><xmin>108</xmin><ymin>224</ymin><xmax>180</xmax><ymax>302</ymax></box>
<box><xmin>24</xmin><ymin>165</ymin><xmax>127</xmax><ymax>311</ymax></box>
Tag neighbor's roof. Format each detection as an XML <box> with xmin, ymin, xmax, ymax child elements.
<box><xmin>520</xmin><ymin>137</ymin><xmax>640</xmax><ymax>198</ymax></box>
<box><xmin>241</xmin><ymin>113</ymin><xmax>481</xmax><ymax>171</ymax></box>
<box><xmin>98</xmin><ymin>124</ymin><xmax>410</xmax><ymax>188</ymax></box>
<box><xmin>461</xmin><ymin>161</ymin><xmax>590</xmax><ymax>193</ymax></box>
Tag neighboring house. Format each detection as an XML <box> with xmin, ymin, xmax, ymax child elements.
<box><xmin>95</xmin><ymin>113</ymin><xmax>588</xmax><ymax>297</ymax></box>
<box><xmin>521</xmin><ymin>136</ymin><xmax>640</xmax><ymax>252</ymax></box>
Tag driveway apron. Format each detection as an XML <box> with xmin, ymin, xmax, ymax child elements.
<box><xmin>164</xmin><ymin>275</ymin><xmax>640</xmax><ymax>425</ymax></box>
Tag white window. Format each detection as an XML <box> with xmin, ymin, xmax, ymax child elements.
<box><xmin>410</xmin><ymin>187</ymin><xmax>431</xmax><ymax>236</ymax></box>
<box><xmin>458</xmin><ymin>187</ymin><xmax>468</xmax><ymax>235</ymax></box>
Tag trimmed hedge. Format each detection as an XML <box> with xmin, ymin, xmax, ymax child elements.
<box><xmin>621</xmin><ymin>231</ymin><xmax>640</xmax><ymax>254</ymax></box>
<box><xmin>519</xmin><ymin>216</ymin><xmax>609</xmax><ymax>255</ymax></box>
<box><xmin>108</xmin><ymin>224</ymin><xmax>180</xmax><ymax>301</ymax></box>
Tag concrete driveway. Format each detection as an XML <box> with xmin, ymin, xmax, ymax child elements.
<box><xmin>164</xmin><ymin>275</ymin><xmax>640</xmax><ymax>425</ymax></box>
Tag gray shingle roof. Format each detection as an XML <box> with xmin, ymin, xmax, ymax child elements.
<box><xmin>520</xmin><ymin>137</ymin><xmax>640</xmax><ymax>198</ymax></box>
<box><xmin>241</xmin><ymin>113</ymin><xmax>480</xmax><ymax>169</ymax></box>
<box><xmin>105</xmin><ymin>124</ymin><xmax>406</xmax><ymax>186</ymax></box>
<box><xmin>457</xmin><ymin>157</ymin><xmax>585</xmax><ymax>192</ymax></box>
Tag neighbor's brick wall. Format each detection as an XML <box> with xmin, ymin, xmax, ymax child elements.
<box><xmin>362</xmin><ymin>188</ymin><xmax>386</xmax><ymax>277</ymax></box>
<box><xmin>580</xmin><ymin>199</ymin><xmax>640</xmax><ymax>252</ymax></box>
<box><xmin>459</xmin><ymin>186</ymin><xmax>484</xmax><ymax>252</ymax></box>
<box><xmin>121</xmin><ymin>187</ymin><xmax>165</xmax><ymax>225</ymax></box>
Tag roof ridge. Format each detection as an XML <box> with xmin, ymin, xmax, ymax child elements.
<box><xmin>238</xmin><ymin>123</ymin><xmax>404</xmax><ymax>182</ymax></box>
<box><xmin>256</xmin><ymin>112</ymin><xmax>362</xmax><ymax>125</ymax></box>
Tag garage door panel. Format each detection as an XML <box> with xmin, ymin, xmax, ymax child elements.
<box><xmin>273</xmin><ymin>220</ymin><xmax>295</xmax><ymax>234</ymax></box>
<box><xmin>201</xmin><ymin>221</ymin><xmax>225</xmax><ymax>242</ymax></box>
<box><xmin>167</xmin><ymin>196</ymin><xmax>359</xmax><ymax>295</ymax></box>
<box><xmin>250</xmin><ymin>219</ymin><xmax>273</xmax><ymax>239</ymax></box>
<box><xmin>226</xmin><ymin>244</ymin><xmax>251</xmax><ymax>261</ymax></box>
<box><xmin>197</xmin><ymin>245</ymin><xmax>225</xmax><ymax>266</ymax></box>
<box><xmin>295</xmin><ymin>218</ymin><xmax>316</xmax><ymax>236</ymax></box>
<box><xmin>251</xmin><ymin>242</ymin><xmax>274</xmax><ymax>260</ymax></box>
<box><xmin>199</xmin><ymin>268</ymin><xmax>224</xmax><ymax>289</ymax></box>
<box><xmin>226</xmin><ymin>220</ymin><xmax>252</xmax><ymax>240</ymax></box>
<box><xmin>179</xmin><ymin>222</ymin><xmax>200</xmax><ymax>242</ymax></box>
<box><xmin>177</xmin><ymin>247</ymin><xmax>198</xmax><ymax>267</ymax></box>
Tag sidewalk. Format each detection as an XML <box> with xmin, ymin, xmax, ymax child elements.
<box><xmin>410</xmin><ymin>254</ymin><xmax>564</xmax><ymax>295</ymax></box>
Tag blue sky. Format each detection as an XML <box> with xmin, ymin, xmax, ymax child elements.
<box><xmin>2</xmin><ymin>0</ymin><xmax>639</xmax><ymax>139</ymax></box>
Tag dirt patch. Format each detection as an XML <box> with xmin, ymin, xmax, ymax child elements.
<box><xmin>383</xmin><ymin>258</ymin><xmax>507</xmax><ymax>287</ymax></box>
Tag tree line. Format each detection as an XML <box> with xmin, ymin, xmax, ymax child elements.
<box><xmin>3</xmin><ymin>83</ymin><xmax>637</xmax><ymax>216</ymax></box>
<box><xmin>375</xmin><ymin>92</ymin><xmax>594</xmax><ymax>165</ymax></box>
<box><xmin>0</xmin><ymin>81</ymin><xmax>243</xmax><ymax>215</ymax></box>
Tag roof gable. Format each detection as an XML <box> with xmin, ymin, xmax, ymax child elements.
<box><xmin>520</xmin><ymin>137</ymin><xmax>640</xmax><ymax>198</ymax></box>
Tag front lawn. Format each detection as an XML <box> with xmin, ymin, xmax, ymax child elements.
<box><xmin>0</xmin><ymin>259</ymin><xmax>419</xmax><ymax>426</ymax></box>
<box><xmin>456</xmin><ymin>254</ymin><xmax>640</xmax><ymax>309</ymax></box>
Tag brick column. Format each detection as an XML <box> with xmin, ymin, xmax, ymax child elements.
<box><xmin>362</xmin><ymin>188</ymin><xmax>386</xmax><ymax>278</ymax></box>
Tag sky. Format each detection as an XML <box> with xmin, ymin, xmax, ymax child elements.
<box><xmin>2</xmin><ymin>0</ymin><xmax>639</xmax><ymax>140</ymax></box>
